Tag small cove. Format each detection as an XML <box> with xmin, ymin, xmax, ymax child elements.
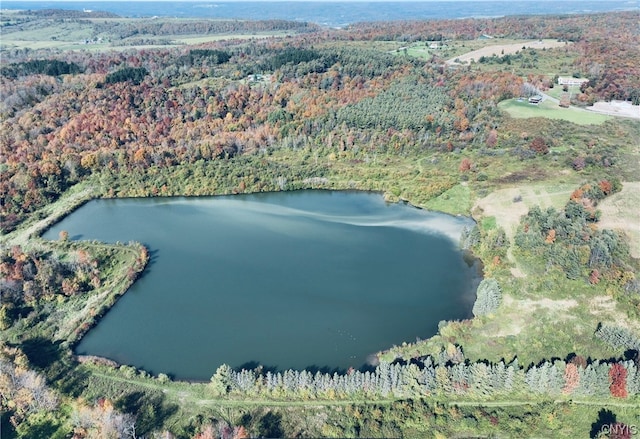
<box><xmin>43</xmin><ymin>190</ymin><xmax>479</xmax><ymax>381</ymax></box>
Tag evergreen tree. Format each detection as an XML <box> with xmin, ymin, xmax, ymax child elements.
<box><xmin>450</xmin><ymin>363</ymin><xmax>470</xmax><ymax>395</ymax></box>
<box><xmin>595</xmin><ymin>324</ymin><xmax>640</xmax><ymax>352</ymax></box>
<box><xmin>210</xmin><ymin>364</ymin><xmax>234</xmax><ymax>396</ymax></box>
<box><xmin>468</xmin><ymin>363</ymin><xmax>492</xmax><ymax>397</ymax></box>
<box><xmin>623</xmin><ymin>361</ymin><xmax>640</xmax><ymax>396</ymax></box>
<box><xmin>472</xmin><ymin>278</ymin><xmax>502</xmax><ymax>316</ymax></box>
<box><xmin>435</xmin><ymin>365</ymin><xmax>451</xmax><ymax>395</ymax></box>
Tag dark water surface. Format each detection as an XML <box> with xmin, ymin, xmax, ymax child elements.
<box><xmin>44</xmin><ymin>191</ymin><xmax>477</xmax><ymax>380</ymax></box>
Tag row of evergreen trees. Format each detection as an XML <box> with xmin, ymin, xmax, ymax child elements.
<box><xmin>209</xmin><ymin>352</ymin><xmax>640</xmax><ymax>400</ymax></box>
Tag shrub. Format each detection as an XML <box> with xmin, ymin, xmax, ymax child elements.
<box><xmin>472</xmin><ymin>278</ymin><xmax>502</xmax><ymax>317</ymax></box>
<box><xmin>459</xmin><ymin>158</ymin><xmax>472</xmax><ymax>172</ymax></box>
<box><xmin>572</xmin><ymin>157</ymin><xmax>586</xmax><ymax>171</ymax></box>
<box><xmin>529</xmin><ymin>137</ymin><xmax>549</xmax><ymax>155</ymax></box>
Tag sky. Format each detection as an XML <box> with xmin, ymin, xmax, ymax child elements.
<box><xmin>4</xmin><ymin>0</ymin><xmax>602</xmax><ymax>2</ymax></box>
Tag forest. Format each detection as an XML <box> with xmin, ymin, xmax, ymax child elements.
<box><xmin>1</xmin><ymin>7</ymin><xmax>640</xmax><ymax>438</ymax></box>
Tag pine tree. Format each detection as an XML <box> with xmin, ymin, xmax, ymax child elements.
<box><xmin>435</xmin><ymin>365</ymin><xmax>451</xmax><ymax>395</ymax></box>
<box><xmin>472</xmin><ymin>278</ymin><xmax>502</xmax><ymax>316</ymax></box>
<box><xmin>468</xmin><ymin>363</ymin><xmax>492</xmax><ymax>397</ymax></box>
<box><xmin>595</xmin><ymin>324</ymin><xmax>640</xmax><ymax>352</ymax></box>
<box><xmin>450</xmin><ymin>363</ymin><xmax>470</xmax><ymax>395</ymax></box>
<box><xmin>418</xmin><ymin>361</ymin><xmax>437</xmax><ymax>395</ymax></box>
<box><xmin>623</xmin><ymin>361</ymin><xmax>640</xmax><ymax>396</ymax></box>
<box><xmin>210</xmin><ymin>364</ymin><xmax>234</xmax><ymax>396</ymax></box>
<box><xmin>377</xmin><ymin>362</ymin><xmax>392</xmax><ymax>396</ymax></box>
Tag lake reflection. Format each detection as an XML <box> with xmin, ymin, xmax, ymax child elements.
<box><xmin>44</xmin><ymin>191</ymin><xmax>478</xmax><ymax>380</ymax></box>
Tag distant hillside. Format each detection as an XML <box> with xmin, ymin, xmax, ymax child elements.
<box><xmin>26</xmin><ymin>8</ymin><xmax>121</xmax><ymax>19</ymax></box>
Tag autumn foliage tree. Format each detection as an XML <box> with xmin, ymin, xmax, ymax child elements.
<box><xmin>486</xmin><ymin>129</ymin><xmax>498</xmax><ymax>147</ymax></box>
<box><xmin>562</xmin><ymin>363</ymin><xmax>580</xmax><ymax>395</ymax></box>
<box><xmin>0</xmin><ymin>346</ymin><xmax>58</xmax><ymax>428</ymax></box>
<box><xmin>70</xmin><ymin>398</ymin><xmax>137</xmax><ymax>439</ymax></box>
<box><xmin>609</xmin><ymin>363</ymin><xmax>628</xmax><ymax>398</ymax></box>
<box><xmin>529</xmin><ymin>137</ymin><xmax>549</xmax><ymax>155</ymax></box>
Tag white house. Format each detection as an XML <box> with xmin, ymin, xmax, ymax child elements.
<box><xmin>558</xmin><ymin>77</ymin><xmax>589</xmax><ymax>86</ymax></box>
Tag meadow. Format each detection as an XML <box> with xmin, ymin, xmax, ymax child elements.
<box><xmin>499</xmin><ymin>98</ymin><xmax>612</xmax><ymax>125</ymax></box>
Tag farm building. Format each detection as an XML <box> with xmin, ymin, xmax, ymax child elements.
<box><xmin>528</xmin><ymin>95</ymin><xmax>543</xmax><ymax>104</ymax></box>
<box><xmin>558</xmin><ymin>77</ymin><xmax>589</xmax><ymax>86</ymax></box>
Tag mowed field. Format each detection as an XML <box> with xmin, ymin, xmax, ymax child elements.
<box><xmin>447</xmin><ymin>39</ymin><xmax>571</xmax><ymax>64</ymax></box>
<box><xmin>0</xmin><ymin>10</ymin><xmax>303</xmax><ymax>52</ymax></box>
<box><xmin>1</xmin><ymin>30</ymin><xmax>294</xmax><ymax>51</ymax></box>
<box><xmin>597</xmin><ymin>181</ymin><xmax>640</xmax><ymax>258</ymax></box>
<box><xmin>474</xmin><ymin>179</ymin><xmax>640</xmax><ymax>258</ymax></box>
<box><xmin>474</xmin><ymin>182</ymin><xmax>577</xmax><ymax>241</ymax></box>
<box><xmin>499</xmin><ymin>98</ymin><xmax>612</xmax><ymax>125</ymax></box>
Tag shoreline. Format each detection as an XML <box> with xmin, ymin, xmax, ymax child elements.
<box><xmin>30</xmin><ymin>183</ymin><xmax>482</xmax><ymax>383</ymax></box>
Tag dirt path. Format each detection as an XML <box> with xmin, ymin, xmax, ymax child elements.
<box><xmin>1</xmin><ymin>184</ymin><xmax>95</xmax><ymax>248</ymax></box>
<box><xmin>447</xmin><ymin>39</ymin><xmax>570</xmax><ymax>65</ymax></box>
<box><xmin>90</xmin><ymin>370</ymin><xmax>396</xmax><ymax>407</ymax></box>
<box><xmin>474</xmin><ymin>184</ymin><xmax>575</xmax><ymax>277</ymax></box>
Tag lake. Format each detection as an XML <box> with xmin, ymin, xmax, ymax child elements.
<box><xmin>43</xmin><ymin>190</ymin><xmax>478</xmax><ymax>380</ymax></box>
<box><xmin>4</xmin><ymin>1</ymin><xmax>636</xmax><ymax>27</ymax></box>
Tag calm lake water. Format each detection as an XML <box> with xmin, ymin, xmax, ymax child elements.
<box><xmin>4</xmin><ymin>1</ymin><xmax>636</xmax><ymax>27</ymax></box>
<box><xmin>44</xmin><ymin>191</ymin><xmax>478</xmax><ymax>380</ymax></box>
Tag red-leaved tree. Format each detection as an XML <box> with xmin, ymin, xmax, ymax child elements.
<box><xmin>562</xmin><ymin>363</ymin><xmax>580</xmax><ymax>395</ymax></box>
<box><xmin>459</xmin><ymin>158</ymin><xmax>472</xmax><ymax>172</ymax></box>
<box><xmin>529</xmin><ymin>137</ymin><xmax>549</xmax><ymax>155</ymax></box>
<box><xmin>609</xmin><ymin>363</ymin><xmax>628</xmax><ymax>398</ymax></box>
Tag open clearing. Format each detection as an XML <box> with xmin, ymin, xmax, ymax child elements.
<box><xmin>474</xmin><ymin>183</ymin><xmax>576</xmax><ymax>278</ymax></box>
<box><xmin>474</xmin><ymin>183</ymin><xmax>576</xmax><ymax>241</ymax></box>
<box><xmin>474</xmin><ymin>180</ymin><xmax>640</xmax><ymax>259</ymax></box>
<box><xmin>499</xmin><ymin>98</ymin><xmax>612</xmax><ymax>125</ymax></box>
<box><xmin>1</xmin><ymin>32</ymin><xmax>293</xmax><ymax>51</ymax></box>
<box><xmin>587</xmin><ymin>101</ymin><xmax>640</xmax><ymax>120</ymax></box>
<box><xmin>597</xmin><ymin>181</ymin><xmax>640</xmax><ymax>258</ymax></box>
<box><xmin>447</xmin><ymin>39</ymin><xmax>570</xmax><ymax>65</ymax></box>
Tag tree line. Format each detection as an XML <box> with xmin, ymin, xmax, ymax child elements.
<box><xmin>207</xmin><ymin>350</ymin><xmax>640</xmax><ymax>400</ymax></box>
<box><xmin>90</xmin><ymin>18</ymin><xmax>320</xmax><ymax>40</ymax></box>
<box><xmin>0</xmin><ymin>59</ymin><xmax>82</xmax><ymax>79</ymax></box>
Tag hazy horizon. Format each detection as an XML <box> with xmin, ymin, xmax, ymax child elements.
<box><xmin>4</xmin><ymin>0</ymin><xmax>608</xmax><ymax>3</ymax></box>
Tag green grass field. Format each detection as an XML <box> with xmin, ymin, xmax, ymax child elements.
<box><xmin>424</xmin><ymin>183</ymin><xmax>472</xmax><ymax>215</ymax></box>
<box><xmin>499</xmin><ymin>98</ymin><xmax>611</xmax><ymax>125</ymax></box>
<box><xmin>545</xmin><ymin>84</ymin><xmax>582</xmax><ymax>100</ymax></box>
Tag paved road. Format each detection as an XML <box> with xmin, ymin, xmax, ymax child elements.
<box><xmin>539</xmin><ymin>91</ymin><xmax>559</xmax><ymax>105</ymax></box>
